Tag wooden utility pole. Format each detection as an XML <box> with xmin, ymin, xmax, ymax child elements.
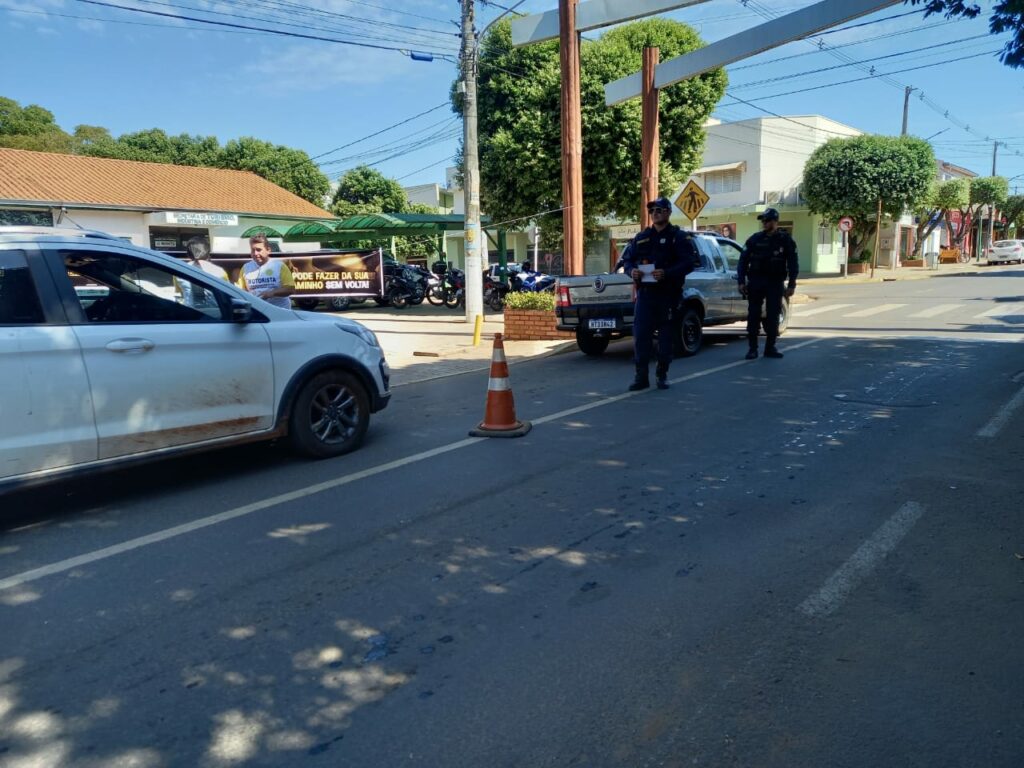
<box><xmin>558</xmin><ymin>0</ymin><xmax>584</xmax><ymax>275</ymax></box>
<box><xmin>640</xmin><ymin>46</ymin><xmax>660</xmax><ymax>229</ymax></box>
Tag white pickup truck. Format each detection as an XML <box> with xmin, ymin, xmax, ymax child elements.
<box><xmin>554</xmin><ymin>232</ymin><xmax>788</xmax><ymax>356</ymax></box>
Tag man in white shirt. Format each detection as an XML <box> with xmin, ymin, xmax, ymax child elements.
<box><xmin>237</xmin><ymin>234</ymin><xmax>295</xmax><ymax>309</ymax></box>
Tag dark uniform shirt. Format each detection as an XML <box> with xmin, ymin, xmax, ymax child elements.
<box><xmin>737</xmin><ymin>229</ymin><xmax>799</xmax><ymax>288</ymax></box>
<box><xmin>622</xmin><ymin>224</ymin><xmax>700</xmax><ymax>297</ymax></box>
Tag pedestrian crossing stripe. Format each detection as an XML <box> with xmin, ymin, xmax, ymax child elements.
<box><xmin>909</xmin><ymin>304</ymin><xmax>960</xmax><ymax>318</ymax></box>
<box><xmin>796</xmin><ymin>303</ymin><xmax>854</xmax><ymax>317</ymax></box>
<box><xmin>975</xmin><ymin>302</ymin><xmax>1024</xmax><ymax>318</ymax></box>
<box><xmin>843</xmin><ymin>303</ymin><xmax>907</xmax><ymax>317</ymax></box>
<box><xmin>793</xmin><ymin>301</ymin><xmax>1024</xmax><ymax>320</ymax></box>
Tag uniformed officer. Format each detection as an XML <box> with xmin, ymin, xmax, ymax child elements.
<box><xmin>622</xmin><ymin>196</ymin><xmax>700</xmax><ymax>391</ymax></box>
<box><xmin>737</xmin><ymin>208</ymin><xmax>798</xmax><ymax>359</ymax></box>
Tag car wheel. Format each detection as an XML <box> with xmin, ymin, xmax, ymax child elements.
<box><xmin>575</xmin><ymin>327</ymin><xmax>609</xmax><ymax>356</ymax></box>
<box><xmin>674</xmin><ymin>306</ymin><xmax>703</xmax><ymax>357</ymax></box>
<box><xmin>288</xmin><ymin>370</ymin><xmax>369</xmax><ymax>458</ymax></box>
<box><xmin>776</xmin><ymin>297</ymin><xmax>790</xmax><ymax>335</ymax></box>
<box><xmin>328</xmin><ymin>296</ymin><xmax>351</xmax><ymax>311</ymax></box>
<box><xmin>295</xmin><ymin>298</ymin><xmax>319</xmax><ymax>311</ymax></box>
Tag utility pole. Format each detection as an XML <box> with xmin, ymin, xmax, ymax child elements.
<box><xmin>901</xmin><ymin>86</ymin><xmax>916</xmax><ymax>136</ymax></box>
<box><xmin>987</xmin><ymin>140</ymin><xmax>1000</xmax><ymax>254</ymax></box>
<box><xmin>640</xmin><ymin>46</ymin><xmax>660</xmax><ymax>228</ymax></box>
<box><xmin>559</xmin><ymin>0</ymin><xmax>584</xmax><ymax>275</ymax></box>
<box><xmin>460</xmin><ymin>0</ymin><xmax>484</xmax><ymax>322</ymax></box>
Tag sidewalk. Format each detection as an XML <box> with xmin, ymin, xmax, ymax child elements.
<box><xmin>337</xmin><ymin>303</ymin><xmax>573</xmax><ymax>387</ymax></box>
<box><xmin>799</xmin><ymin>260</ymin><xmax>987</xmax><ymax>286</ymax></box>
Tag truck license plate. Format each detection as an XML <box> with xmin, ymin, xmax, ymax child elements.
<box><xmin>588</xmin><ymin>319</ymin><xmax>616</xmax><ymax>329</ymax></box>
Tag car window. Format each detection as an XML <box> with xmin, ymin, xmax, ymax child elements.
<box><xmin>693</xmin><ymin>238</ymin><xmax>716</xmax><ymax>272</ymax></box>
<box><xmin>60</xmin><ymin>249</ymin><xmax>226</xmax><ymax>323</ymax></box>
<box><xmin>0</xmin><ymin>250</ymin><xmax>46</xmax><ymax>325</ymax></box>
<box><xmin>705</xmin><ymin>242</ymin><xmax>727</xmax><ymax>273</ymax></box>
<box><xmin>718</xmin><ymin>240</ymin><xmax>742</xmax><ymax>271</ymax></box>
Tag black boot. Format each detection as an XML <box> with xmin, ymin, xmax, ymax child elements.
<box><xmin>745</xmin><ymin>339</ymin><xmax>758</xmax><ymax>360</ymax></box>
<box><xmin>628</xmin><ymin>369</ymin><xmax>650</xmax><ymax>391</ymax></box>
<box><xmin>764</xmin><ymin>337</ymin><xmax>783</xmax><ymax>358</ymax></box>
<box><xmin>655</xmin><ymin>365</ymin><xmax>669</xmax><ymax>390</ymax></box>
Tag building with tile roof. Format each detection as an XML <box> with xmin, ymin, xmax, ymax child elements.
<box><xmin>0</xmin><ymin>147</ymin><xmax>334</xmax><ymax>254</ymax></box>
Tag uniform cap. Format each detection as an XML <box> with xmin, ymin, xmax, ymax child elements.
<box><xmin>757</xmin><ymin>208</ymin><xmax>780</xmax><ymax>222</ymax></box>
<box><xmin>646</xmin><ymin>196</ymin><xmax>672</xmax><ymax>211</ymax></box>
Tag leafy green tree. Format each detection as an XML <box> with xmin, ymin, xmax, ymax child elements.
<box><xmin>0</xmin><ymin>97</ymin><xmax>73</xmax><ymax>151</ymax></box>
<box><xmin>331</xmin><ymin>165</ymin><xmax>408</xmax><ymax>215</ymax></box>
<box><xmin>802</xmin><ymin>135</ymin><xmax>935</xmax><ymax>261</ymax></box>
<box><xmin>452</xmin><ymin>18</ymin><xmax>727</xmax><ymax>252</ymax></box>
<box><xmin>905</xmin><ymin>1</ymin><xmax>1024</xmax><ymax>68</ymax></box>
<box><xmin>1000</xmin><ymin>194</ymin><xmax>1024</xmax><ymax>238</ymax></box>
<box><xmin>964</xmin><ymin>176</ymin><xmax>1009</xmax><ymax>248</ymax></box>
<box><xmin>911</xmin><ymin>177</ymin><xmax>969</xmax><ymax>257</ymax></box>
<box><xmin>220</xmin><ymin>137</ymin><xmax>330</xmax><ymax>205</ymax></box>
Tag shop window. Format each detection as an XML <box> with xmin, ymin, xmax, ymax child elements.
<box><xmin>0</xmin><ymin>209</ymin><xmax>53</xmax><ymax>227</ymax></box>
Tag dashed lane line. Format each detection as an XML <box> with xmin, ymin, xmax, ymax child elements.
<box><xmin>798</xmin><ymin>502</ymin><xmax>924</xmax><ymax>618</ymax></box>
<box><xmin>977</xmin><ymin>385</ymin><xmax>1024</xmax><ymax>438</ymax></box>
<box><xmin>0</xmin><ymin>338</ymin><xmax>824</xmax><ymax>592</ymax></box>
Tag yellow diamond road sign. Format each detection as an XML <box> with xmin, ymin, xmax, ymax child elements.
<box><xmin>675</xmin><ymin>180</ymin><xmax>709</xmax><ymax>221</ymax></box>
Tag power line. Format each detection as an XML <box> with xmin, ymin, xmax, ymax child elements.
<box><xmin>397</xmin><ymin>155</ymin><xmax>458</xmax><ymax>181</ymax></box>
<box><xmin>310</xmin><ymin>102</ymin><xmax>451</xmax><ymax>161</ymax></box>
<box><xmin>72</xmin><ymin>0</ymin><xmax>457</xmax><ymax>57</ymax></box>
<box><xmin>321</xmin><ymin>119</ymin><xmax>460</xmax><ymax>167</ymax></box>
<box><xmin>0</xmin><ymin>3</ymin><xmax>255</xmax><ymax>34</ymax></box>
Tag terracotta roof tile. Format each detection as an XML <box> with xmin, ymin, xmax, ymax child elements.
<box><xmin>0</xmin><ymin>147</ymin><xmax>333</xmax><ymax>219</ymax></box>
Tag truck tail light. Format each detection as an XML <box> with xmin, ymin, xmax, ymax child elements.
<box><xmin>556</xmin><ymin>284</ymin><xmax>572</xmax><ymax>308</ymax></box>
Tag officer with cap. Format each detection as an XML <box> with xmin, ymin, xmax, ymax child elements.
<box><xmin>622</xmin><ymin>196</ymin><xmax>700</xmax><ymax>390</ymax></box>
<box><xmin>737</xmin><ymin>208</ymin><xmax>798</xmax><ymax>359</ymax></box>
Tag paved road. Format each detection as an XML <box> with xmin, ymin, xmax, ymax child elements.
<box><xmin>1</xmin><ymin>271</ymin><xmax>1022</xmax><ymax>767</ymax></box>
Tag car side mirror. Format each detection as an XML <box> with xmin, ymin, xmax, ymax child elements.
<box><xmin>230</xmin><ymin>298</ymin><xmax>253</xmax><ymax>323</ymax></box>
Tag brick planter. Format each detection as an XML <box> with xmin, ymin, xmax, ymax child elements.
<box><xmin>900</xmin><ymin>259</ymin><xmax>925</xmax><ymax>268</ymax></box>
<box><xmin>846</xmin><ymin>262</ymin><xmax>871</xmax><ymax>274</ymax></box>
<box><xmin>503</xmin><ymin>308</ymin><xmax>575</xmax><ymax>341</ymax></box>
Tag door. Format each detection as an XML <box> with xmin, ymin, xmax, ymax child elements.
<box><xmin>54</xmin><ymin>246</ymin><xmax>276</xmax><ymax>460</ymax></box>
<box><xmin>692</xmin><ymin>238</ymin><xmax>734</xmax><ymax>322</ymax></box>
<box><xmin>0</xmin><ymin>248</ymin><xmax>97</xmax><ymax>480</ymax></box>
<box><xmin>715</xmin><ymin>238</ymin><xmax>746</xmax><ymax>318</ymax></box>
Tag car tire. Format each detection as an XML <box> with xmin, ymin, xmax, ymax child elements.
<box><xmin>288</xmin><ymin>370</ymin><xmax>369</xmax><ymax>459</ymax></box>
<box><xmin>328</xmin><ymin>297</ymin><xmax>351</xmax><ymax>311</ymax></box>
<box><xmin>295</xmin><ymin>298</ymin><xmax>319</xmax><ymax>311</ymax></box>
<box><xmin>674</xmin><ymin>306</ymin><xmax>703</xmax><ymax>357</ymax></box>
<box><xmin>575</xmin><ymin>327</ymin><xmax>609</xmax><ymax>356</ymax></box>
<box><xmin>776</xmin><ymin>297</ymin><xmax>790</xmax><ymax>335</ymax></box>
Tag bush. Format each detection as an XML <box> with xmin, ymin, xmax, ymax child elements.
<box><xmin>504</xmin><ymin>291</ymin><xmax>556</xmax><ymax>311</ymax></box>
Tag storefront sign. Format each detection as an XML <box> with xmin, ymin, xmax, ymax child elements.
<box><xmin>165</xmin><ymin>212</ymin><xmax>239</xmax><ymax>227</ymax></box>
<box><xmin>209</xmin><ymin>249</ymin><xmax>384</xmax><ymax>299</ymax></box>
<box><xmin>609</xmin><ymin>225</ymin><xmax>639</xmax><ymax>240</ymax></box>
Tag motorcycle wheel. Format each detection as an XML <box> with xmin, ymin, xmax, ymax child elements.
<box><xmin>487</xmin><ymin>292</ymin><xmax>505</xmax><ymax>312</ymax></box>
<box><xmin>443</xmin><ymin>290</ymin><xmax>461</xmax><ymax>309</ymax></box>
<box><xmin>409</xmin><ymin>295</ymin><xmax>424</xmax><ymax>306</ymax></box>
<box><xmin>389</xmin><ymin>290</ymin><xmax>409</xmax><ymax>310</ymax></box>
<box><xmin>426</xmin><ymin>287</ymin><xmax>445</xmax><ymax>306</ymax></box>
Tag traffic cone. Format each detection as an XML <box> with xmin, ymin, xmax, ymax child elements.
<box><xmin>469</xmin><ymin>333</ymin><xmax>532</xmax><ymax>438</ymax></box>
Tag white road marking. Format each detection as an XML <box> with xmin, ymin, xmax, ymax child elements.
<box><xmin>909</xmin><ymin>304</ymin><xmax>961</xmax><ymax>318</ymax></box>
<box><xmin>843</xmin><ymin>303</ymin><xmax>908</xmax><ymax>318</ymax></box>
<box><xmin>794</xmin><ymin>303</ymin><xmax>854</xmax><ymax>318</ymax></box>
<box><xmin>977</xmin><ymin>385</ymin><xmax>1024</xmax><ymax>438</ymax></box>
<box><xmin>0</xmin><ymin>338</ymin><xmax>824</xmax><ymax>592</ymax></box>
<box><xmin>975</xmin><ymin>302</ymin><xmax>1024</xmax><ymax>318</ymax></box>
<box><xmin>798</xmin><ymin>502</ymin><xmax>924</xmax><ymax>618</ymax></box>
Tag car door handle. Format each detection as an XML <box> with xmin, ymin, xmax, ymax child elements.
<box><xmin>105</xmin><ymin>338</ymin><xmax>155</xmax><ymax>353</ymax></box>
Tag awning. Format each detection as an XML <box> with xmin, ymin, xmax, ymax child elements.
<box><xmin>282</xmin><ymin>213</ymin><xmax>492</xmax><ymax>243</ymax></box>
<box><xmin>240</xmin><ymin>225</ymin><xmax>286</xmax><ymax>238</ymax></box>
<box><xmin>693</xmin><ymin>161</ymin><xmax>746</xmax><ymax>175</ymax></box>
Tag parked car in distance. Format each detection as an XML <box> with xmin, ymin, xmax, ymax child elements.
<box><xmin>987</xmin><ymin>240</ymin><xmax>1023</xmax><ymax>265</ymax></box>
<box><xmin>0</xmin><ymin>227</ymin><xmax>391</xmax><ymax>492</ymax></box>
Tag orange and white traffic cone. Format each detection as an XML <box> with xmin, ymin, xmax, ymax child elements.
<box><xmin>469</xmin><ymin>333</ymin><xmax>532</xmax><ymax>438</ymax></box>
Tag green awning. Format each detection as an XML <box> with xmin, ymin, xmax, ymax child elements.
<box><xmin>240</xmin><ymin>225</ymin><xmax>286</xmax><ymax>238</ymax></box>
<box><xmin>280</xmin><ymin>212</ymin><xmax>492</xmax><ymax>243</ymax></box>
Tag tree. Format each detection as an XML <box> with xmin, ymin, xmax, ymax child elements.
<box><xmin>905</xmin><ymin>1</ymin><xmax>1024</xmax><ymax>68</ymax></box>
<box><xmin>802</xmin><ymin>135</ymin><xmax>935</xmax><ymax>261</ymax></box>
<box><xmin>220</xmin><ymin>137</ymin><xmax>330</xmax><ymax>206</ymax></box>
<box><xmin>967</xmin><ymin>176</ymin><xmax>1009</xmax><ymax>248</ymax></box>
<box><xmin>911</xmin><ymin>177</ymin><xmax>969</xmax><ymax>257</ymax></box>
<box><xmin>331</xmin><ymin>165</ymin><xmax>408</xmax><ymax>215</ymax></box>
<box><xmin>452</xmin><ymin>18</ymin><xmax>727</xmax><ymax>252</ymax></box>
<box><xmin>1001</xmin><ymin>194</ymin><xmax>1024</xmax><ymax>237</ymax></box>
<box><xmin>0</xmin><ymin>97</ymin><xmax>73</xmax><ymax>152</ymax></box>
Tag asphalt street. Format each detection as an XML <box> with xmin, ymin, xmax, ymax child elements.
<box><xmin>1</xmin><ymin>269</ymin><xmax>1022</xmax><ymax>768</ymax></box>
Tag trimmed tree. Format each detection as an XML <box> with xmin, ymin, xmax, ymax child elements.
<box><xmin>802</xmin><ymin>135</ymin><xmax>935</xmax><ymax>263</ymax></box>
<box><xmin>947</xmin><ymin>177</ymin><xmax>1010</xmax><ymax>250</ymax></box>
<box><xmin>452</xmin><ymin>18</ymin><xmax>726</xmax><ymax>252</ymax></box>
<box><xmin>911</xmin><ymin>177</ymin><xmax>969</xmax><ymax>257</ymax></box>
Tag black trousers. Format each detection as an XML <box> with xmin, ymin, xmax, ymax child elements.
<box><xmin>746</xmin><ymin>282</ymin><xmax>784</xmax><ymax>345</ymax></box>
<box><xmin>633</xmin><ymin>289</ymin><xmax>674</xmax><ymax>373</ymax></box>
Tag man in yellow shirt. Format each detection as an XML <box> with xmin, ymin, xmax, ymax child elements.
<box><xmin>237</xmin><ymin>234</ymin><xmax>295</xmax><ymax>309</ymax></box>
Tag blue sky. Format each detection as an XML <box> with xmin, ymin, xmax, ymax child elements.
<box><xmin>2</xmin><ymin>0</ymin><xmax>1022</xmax><ymax>192</ymax></box>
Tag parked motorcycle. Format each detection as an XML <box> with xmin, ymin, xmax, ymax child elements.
<box><xmin>512</xmin><ymin>266</ymin><xmax>556</xmax><ymax>293</ymax></box>
<box><xmin>444</xmin><ymin>267</ymin><xmax>466</xmax><ymax>309</ymax></box>
<box><xmin>483</xmin><ymin>272</ymin><xmax>510</xmax><ymax>311</ymax></box>
<box><xmin>384</xmin><ymin>271</ymin><xmax>425</xmax><ymax>310</ymax></box>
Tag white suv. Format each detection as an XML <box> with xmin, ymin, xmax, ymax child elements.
<box><xmin>0</xmin><ymin>227</ymin><xmax>390</xmax><ymax>491</ymax></box>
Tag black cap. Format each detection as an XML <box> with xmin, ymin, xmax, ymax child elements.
<box><xmin>757</xmin><ymin>208</ymin><xmax>780</xmax><ymax>222</ymax></box>
<box><xmin>646</xmin><ymin>196</ymin><xmax>672</xmax><ymax>211</ymax></box>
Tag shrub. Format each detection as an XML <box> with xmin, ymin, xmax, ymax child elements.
<box><xmin>504</xmin><ymin>291</ymin><xmax>555</xmax><ymax>311</ymax></box>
